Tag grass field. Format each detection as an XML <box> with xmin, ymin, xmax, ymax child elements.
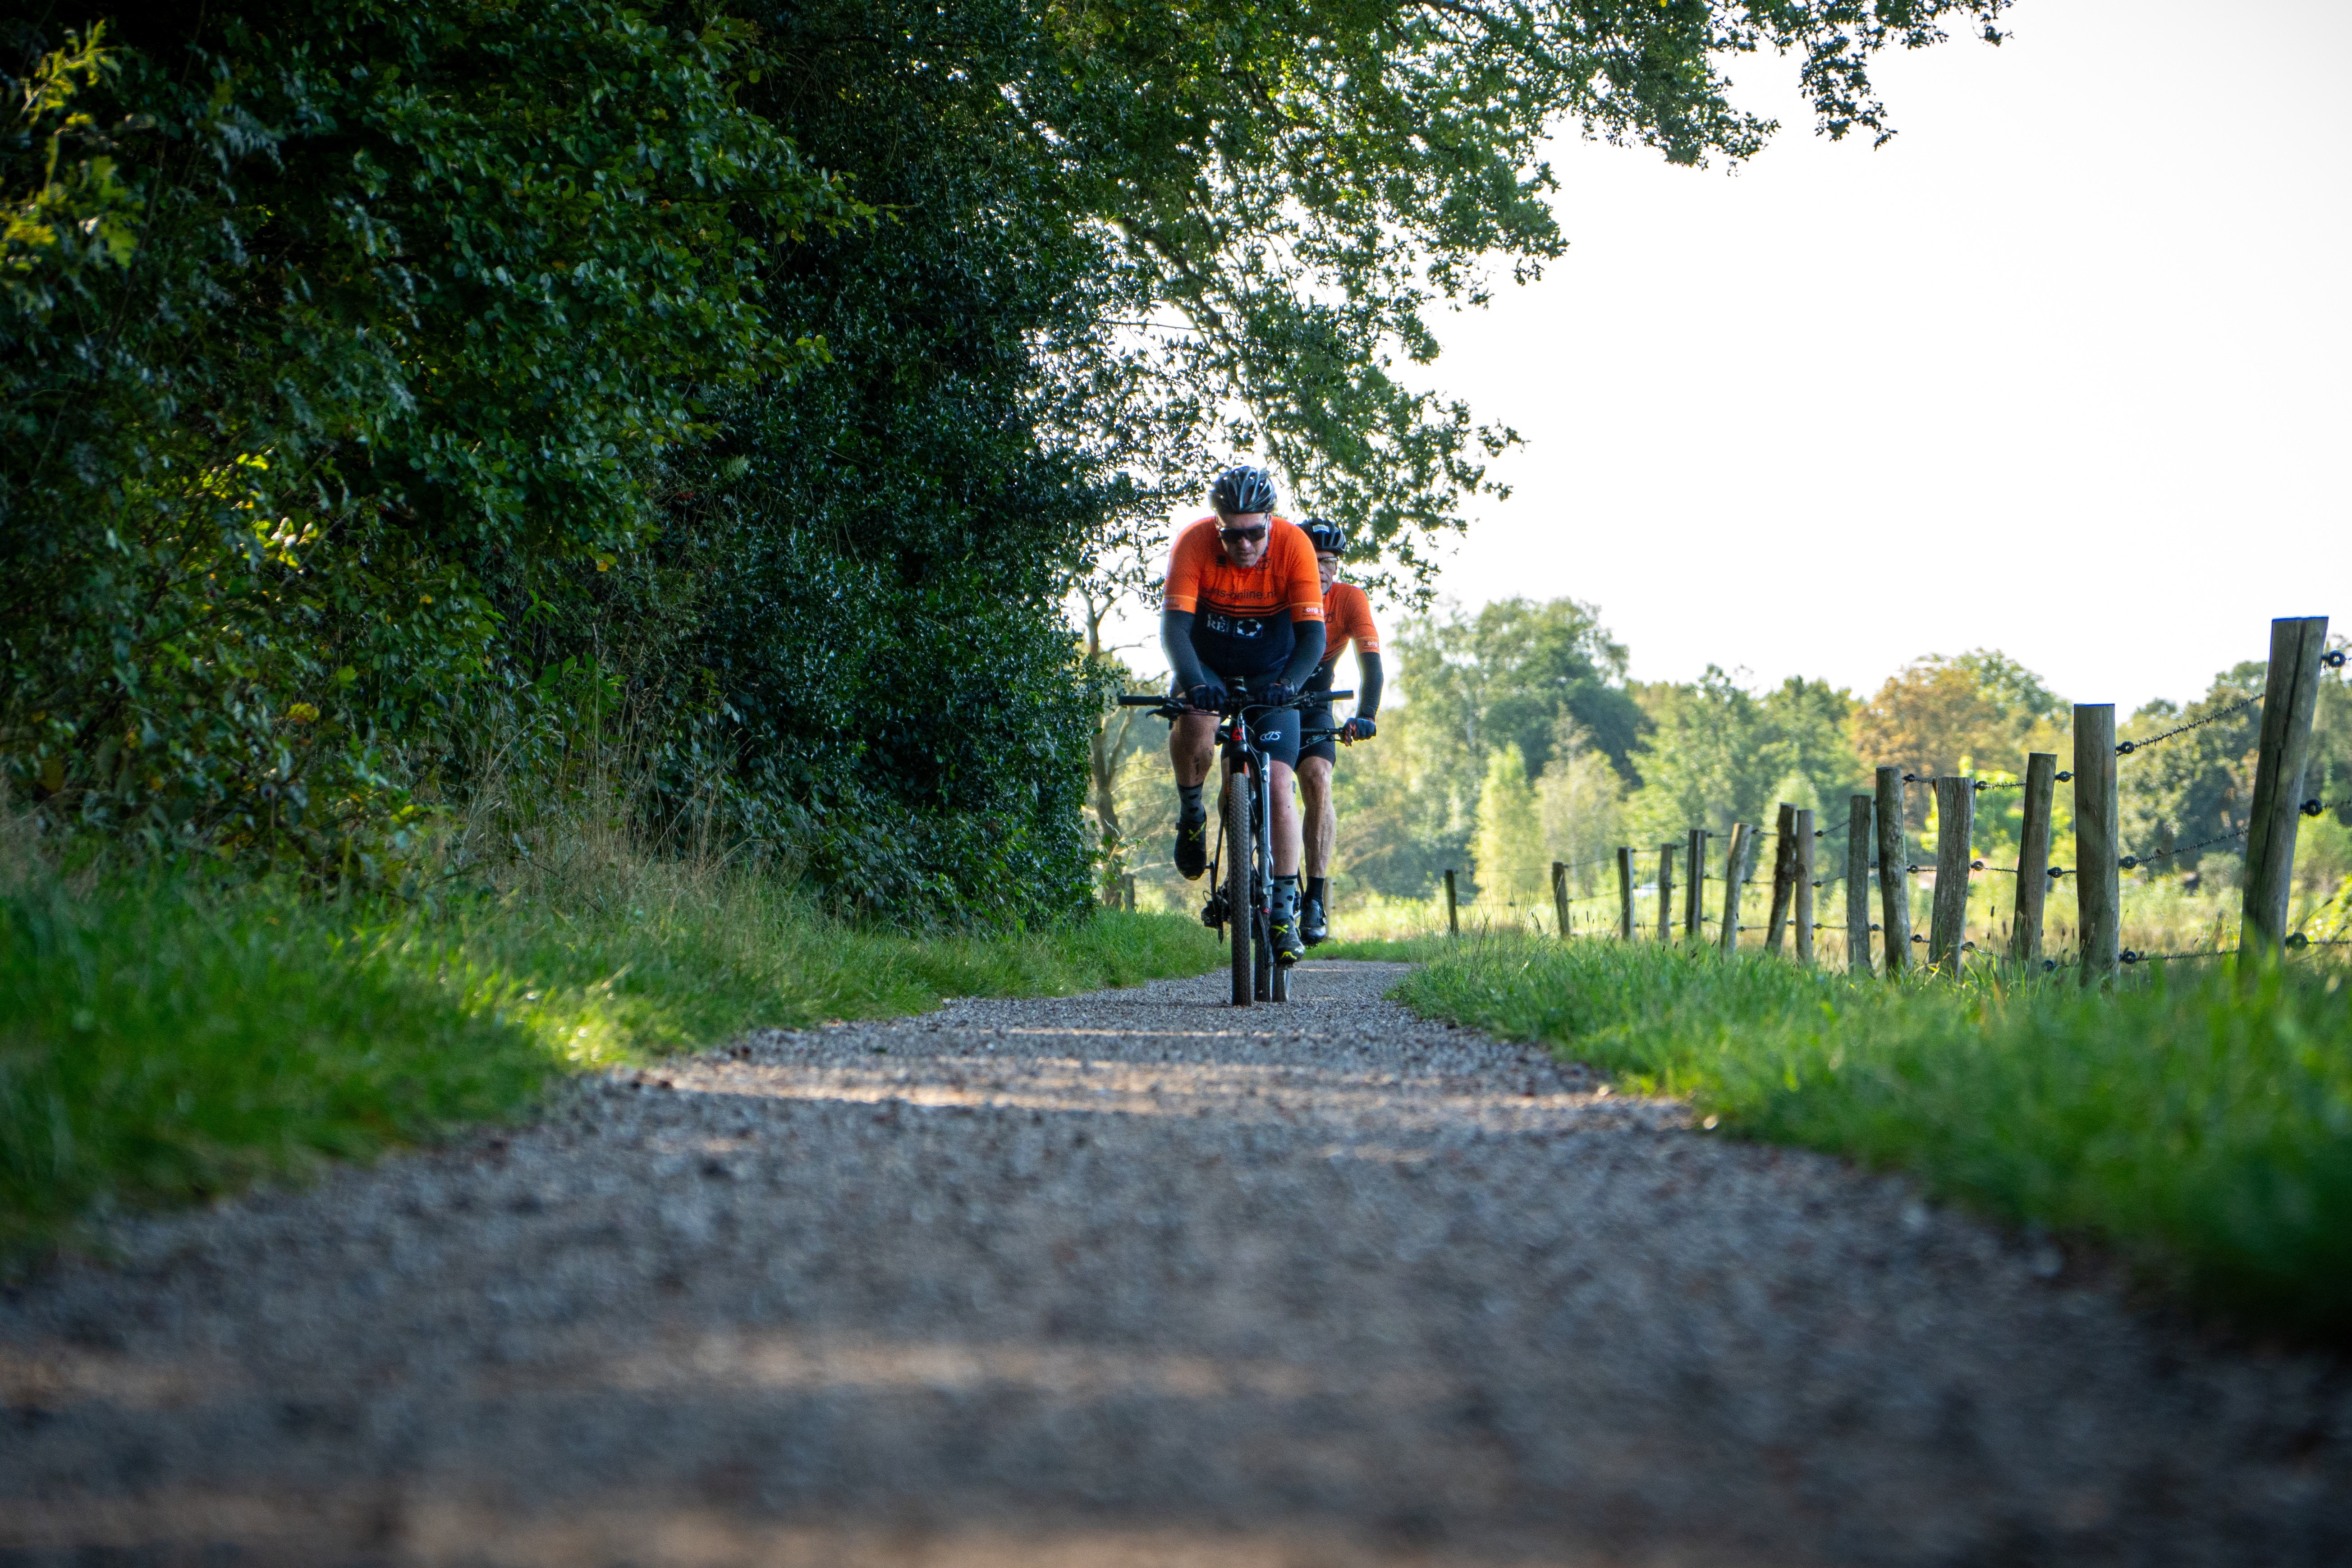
<box><xmin>1387</xmin><ymin>934</ymin><xmax>2352</xmax><ymax>1335</ymax></box>
<box><xmin>0</xmin><ymin>867</ymin><xmax>1220</xmax><ymax>1257</ymax></box>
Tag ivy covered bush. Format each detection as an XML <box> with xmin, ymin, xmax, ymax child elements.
<box><xmin>0</xmin><ymin>1</ymin><xmax>1102</xmax><ymax>920</ymax></box>
<box><xmin>2</xmin><ymin>3</ymin><xmax>844</xmax><ymax>865</ymax></box>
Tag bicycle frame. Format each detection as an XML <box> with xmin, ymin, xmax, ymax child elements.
<box><xmin>1119</xmin><ymin>687</ymin><xmax>1351</xmax><ymax>1008</ymax></box>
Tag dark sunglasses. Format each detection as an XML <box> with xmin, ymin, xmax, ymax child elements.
<box><xmin>1219</xmin><ymin>525</ymin><xmax>1269</xmax><ymax>545</ymax></box>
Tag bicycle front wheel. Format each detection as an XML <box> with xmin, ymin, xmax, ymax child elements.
<box><xmin>1226</xmin><ymin>764</ymin><xmax>1253</xmax><ymax>1007</ymax></box>
<box><xmin>1254</xmin><ymin>906</ymin><xmax>1272</xmax><ymax>1001</ymax></box>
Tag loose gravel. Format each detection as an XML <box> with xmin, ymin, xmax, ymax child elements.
<box><xmin>3</xmin><ymin>959</ymin><xmax>2347</xmax><ymax>1566</ymax></box>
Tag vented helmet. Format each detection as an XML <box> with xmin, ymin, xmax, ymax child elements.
<box><xmin>1209</xmin><ymin>464</ymin><xmax>1278</xmax><ymax>516</ymax></box>
<box><xmin>1300</xmin><ymin>518</ymin><xmax>1349</xmax><ymax>556</ymax></box>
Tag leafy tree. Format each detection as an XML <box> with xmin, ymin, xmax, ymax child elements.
<box><xmin>2109</xmin><ymin>645</ymin><xmax>2351</xmax><ymax>898</ymax></box>
<box><xmin>2116</xmin><ymin>663</ymin><xmax>2265</xmax><ymax>890</ymax></box>
<box><xmin>1324</xmin><ymin>597</ymin><xmax>1643</xmax><ymax>902</ymax></box>
<box><xmin>1851</xmin><ymin>650</ymin><xmax>2065</xmax><ymax>826</ymax></box>
<box><xmin>2299</xmin><ymin>644</ymin><xmax>2352</xmax><ymax>897</ymax></box>
<box><xmin>1021</xmin><ymin>0</ymin><xmax>2019</xmax><ymax>596</ymax></box>
<box><xmin>2</xmin><ymin>5</ymin><xmax>844</xmax><ymax>867</ymax></box>
<box><xmin>1950</xmin><ymin>649</ymin><xmax>2068</xmax><ymax>730</ymax></box>
<box><xmin>618</xmin><ymin>0</ymin><xmax>1161</xmax><ymax>921</ymax></box>
<box><xmin>1396</xmin><ymin>597</ymin><xmax>1646</xmax><ymax>776</ymax></box>
<box><xmin>1326</xmin><ymin>700</ymin><xmax>1476</xmax><ymax>897</ymax></box>
<box><xmin>1472</xmin><ymin>745</ymin><xmax>1546</xmax><ymax>906</ymax></box>
<box><xmin>1537</xmin><ymin>717</ymin><xmax>1628</xmax><ymax>898</ymax></box>
<box><xmin>1626</xmin><ymin>669</ymin><xmax>1858</xmax><ymax>841</ymax></box>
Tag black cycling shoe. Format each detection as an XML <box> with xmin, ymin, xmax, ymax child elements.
<box><xmin>1270</xmin><ymin>910</ymin><xmax>1305</xmax><ymax>966</ymax></box>
<box><xmin>1299</xmin><ymin>893</ymin><xmax>1328</xmax><ymax>946</ymax></box>
<box><xmin>1174</xmin><ymin>812</ymin><xmax>1209</xmax><ymax>880</ymax></box>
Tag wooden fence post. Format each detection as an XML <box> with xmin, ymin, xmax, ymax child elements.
<box><xmin>1616</xmin><ymin>847</ymin><xmax>1636</xmax><ymax>940</ymax></box>
<box><xmin>1551</xmin><ymin>861</ymin><xmax>1570</xmax><ymax>941</ymax></box>
<box><xmin>2244</xmin><ymin>615</ymin><xmax>2332</xmax><ymax>956</ymax></box>
<box><xmin>1717</xmin><ymin>823</ymin><xmax>1751</xmax><ymax>956</ymax></box>
<box><xmin>1846</xmin><ymin>794</ymin><xmax>1873</xmax><ymax>974</ymax></box>
<box><xmin>1444</xmin><ymin>868</ymin><xmax>1459</xmax><ymax>937</ymax></box>
<box><xmin>1930</xmin><ymin>776</ymin><xmax>1974</xmax><ymax>972</ymax></box>
<box><xmin>2010</xmin><ymin>752</ymin><xmax>2056</xmax><ymax>965</ymax></box>
<box><xmin>2074</xmin><ymin>705</ymin><xmax>2119</xmax><ymax>985</ymax></box>
<box><xmin>1793</xmin><ymin>809</ymin><xmax>1816</xmax><ymax>964</ymax></box>
<box><xmin>1685</xmin><ymin>830</ymin><xmax>1705</xmax><ymax>940</ymax></box>
<box><xmin>1121</xmin><ymin>872</ymin><xmax>1137</xmax><ymax>912</ymax></box>
<box><xmin>1764</xmin><ymin>802</ymin><xmax>1797</xmax><ymax>954</ymax></box>
<box><xmin>1875</xmin><ymin>767</ymin><xmax>1911</xmax><ymax>976</ymax></box>
<box><xmin>1656</xmin><ymin>844</ymin><xmax>1675</xmax><ymax>942</ymax></box>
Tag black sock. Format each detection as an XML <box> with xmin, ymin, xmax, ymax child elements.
<box><xmin>1177</xmin><ymin>783</ymin><xmax>1204</xmax><ymax>819</ymax></box>
<box><xmin>1306</xmin><ymin>876</ymin><xmax>1327</xmax><ymax>905</ymax></box>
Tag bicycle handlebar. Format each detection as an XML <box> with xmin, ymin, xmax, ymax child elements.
<box><xmin>1118</xmin><ymin>690</ymin><xmax>1352</xmax><ymax>712</ymax></box>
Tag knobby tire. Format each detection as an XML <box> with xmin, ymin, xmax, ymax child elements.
<box><xmin>1226</xmin><ymin>761</ymin><xmax>1254</xmax><ymax>1007</ymax></box>
<box><xmin>1254</xmin><ymin>908</ymin><xmax>1273</xmax><ymax>1002</ymax></box>
<box><xmin>1251</xmin><ymin>771</ymin><xmax>1275</xmax><ymax>1002</ymax></box>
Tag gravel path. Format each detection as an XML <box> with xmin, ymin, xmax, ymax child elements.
<box><xmin>3</xmin><ymin>959</ymin><xmax>2347</xmax><ymax>1566</ymax></box>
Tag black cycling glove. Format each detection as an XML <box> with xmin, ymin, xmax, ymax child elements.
<box><xmin>1181</xmin><ymin>679</ymin><xmax>1228</xmax><ymax>712</ymax></box>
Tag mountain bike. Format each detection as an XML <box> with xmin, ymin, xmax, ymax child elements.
<box><xmin>1121</xmin><ymin>684</ymin><xmax>1350</xmax><ymax>1007</ymax></box>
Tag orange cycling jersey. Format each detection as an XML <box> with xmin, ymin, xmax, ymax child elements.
<box><xmin>1162</xmin><ymin>515</ymin><xmax>1324</xmax><ymax>624</ymax></box>
<box><xmin>1319</xmin><ymin>582</ymin><xmax>1380</xmax><ymax>667</ymax></box>
<box><xmin>1163</xmin><ymin>515</ymin><xmax>1324</xmax><ymax>678</ymax></box>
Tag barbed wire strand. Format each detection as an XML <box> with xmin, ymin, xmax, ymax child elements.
<box><xmin>2116</xmin><ymin>692</ymin><xmax>2261</xmax><ymax>757</ymax></box>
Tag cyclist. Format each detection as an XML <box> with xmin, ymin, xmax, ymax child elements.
<box><xmin>1162</xmin><ymin>465</ymin><xmax>1327</xmax><ymax>964</ymax></box>
<box><xmin>1294</xmin><ymin>519</ymin><xmax>1382</xmax><ymax>945</ymax></box>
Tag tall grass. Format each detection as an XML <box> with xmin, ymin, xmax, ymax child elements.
<box><xmin>1393</xmin><ymin>935</ymin><xmax>2352</xmax><ymax>1334</ymax></box>
<box><xmin>1323</xmin><ymin>869</ymin><xmax>2340</xmax><ymax>970</ymax></box>
<box><xmin>0</xmin><ymin>853</ymin><xmax>1220</xmax><ymax>1257</ymax></box>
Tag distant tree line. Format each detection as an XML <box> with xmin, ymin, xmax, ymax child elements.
<box><xmin>1295</xmin><ymin>600</ymin><xmax>2352</xmax><ymax>909</ymax></box>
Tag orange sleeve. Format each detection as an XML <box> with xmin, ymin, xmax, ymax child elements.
<box><xmin>1276</xmin><ymin>526</ymin><xmax>1323</xmax><ymax>621</ymax></box>
<box><xmin>1162</xmin><ymin>518</ymin><xmax>1213</xmax><ymax>613</ymax></box>
<box><xmin>1345</xmin><ymin>585</ymin><xmax>1381</xmax><ymax>653</ymax></box>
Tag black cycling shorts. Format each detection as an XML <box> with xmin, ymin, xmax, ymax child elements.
<box><xmin>1297</xmin><ymin>660</ymin><xmax>1345</xmax><ymax>765</ymax></box>
<box><xmin>1298</xmin><ymin>702</ymin><xmax>1338</xmax><ymax>766</ymax></box>
<box><xmin>1249</xmin><ymin>706</ymin><xmax>1302</xmax><ymax>770</ymax></box>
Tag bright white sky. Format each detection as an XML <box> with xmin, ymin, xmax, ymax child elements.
<box><xmin>1110</xmin><ymin>0</ymin><xmax>2350</xmax><ymax>715</ymax></box>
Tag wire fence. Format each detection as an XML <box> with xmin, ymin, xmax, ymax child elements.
<box><xmin>1430</xmin><ymin>619</ymin><xmax>2348</xmax><ymax>977</ymax></box>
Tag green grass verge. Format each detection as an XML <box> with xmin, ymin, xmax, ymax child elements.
<box><xmin>1393</xmin><ymin>935</ymin><xmax>2352</xmax><ymax>1335</ymax></box>
<box><xmin>0</xmin><ymin>874</ymin><xmax>1220</xmax><ymax>1256</ymax></box>
<box><xmin>1308</xmin><ymin>934</ymin><xmax>1457</xmax><ymax>962</ymax></box>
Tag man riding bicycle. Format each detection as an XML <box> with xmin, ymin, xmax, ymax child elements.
<box><xmin>1163</xmin><ymin>466</ymin><xmax>1326</xmax><ymax>965</ymax></box>
<box><xmin>1295</xmin><ymin>520</ymin><xmax>1382</xmax><ymax>945</ymax></box>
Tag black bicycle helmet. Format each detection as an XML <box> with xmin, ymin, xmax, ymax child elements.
<box><xmin>1209</xmin><ymin>464</ymin><xmax>1278</xmax><ymax>516</ymax></box>
<box><xmin>1300</xmin><ymin>518</ymin><xmax>1348</xmax><ymax>556</ymax></box>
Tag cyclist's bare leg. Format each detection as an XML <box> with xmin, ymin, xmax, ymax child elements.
<box><xmin>1298</xmin><ymin>755</ymin><xmax>1334</xmax><ymax>880</ymax></box>
<box><xmin>1268</xmin><ymin>759</ymin><xmax>1302</xmax><ymax>877</ymax></box>
<box><xmin>1170</xmin><ymin>712</ymin><xmax>1216</xmax><ymax>788</ymax></box>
